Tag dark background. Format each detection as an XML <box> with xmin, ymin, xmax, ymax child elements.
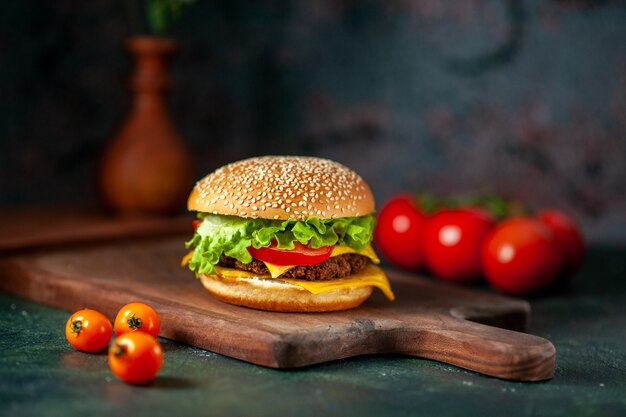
<box><xmin>1</xmin><ymin>0</ymin><xmax>625</xmax><ymax>243</ymax></box>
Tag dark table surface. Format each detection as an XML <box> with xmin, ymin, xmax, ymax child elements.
<box><xmin>1</xmin><ymin>246</ymin><xmax>625</xmax><ymax>417</ymax></box>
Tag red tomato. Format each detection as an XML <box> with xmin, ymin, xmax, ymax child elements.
<box><xmin>108</xmin><ymin>332</ymin><xmax>163</xmax><ymax>385</ymax></box>
<box><xmin>374</xmin><ymin>194</ymin><xmax>427</xmax><ymax>270</ymax></box>
<box><xmin>423</xmin><ymin>208</ymin><xmax>495</xmax><ymax>283</ymax></box>
<box><xmin>536</xmin><ymin>209</ymin><xmax>585</xmax><ymax>277</ymax></box>
<box><xmin>482</xmin><ymin>217</ymin><xmax>563</xmax><ymax>295</ymax></box>
<box><xmin>114</xmin><ymin>302</ymin><xmax>160</xmax><ymax>338</ymax></box>
<box><xmin>65</xmin><ymin>309</ymin><xmax>113</xmax><ymax>353</ymax></box>
<box><xmin>192</xmin><ymin>219</ymin><xmax>202</xmax><ymax>230</ymax></box>
<box><xmin>248</xmin><ymin>241</ymin><xmax>333</xmax><ymax>266</ymax></box>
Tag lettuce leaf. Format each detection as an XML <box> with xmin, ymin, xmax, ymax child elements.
<box><xmin>185</xmin><ymin>213</ymin><xmax>375</xmax><ymax>275</ymax></box>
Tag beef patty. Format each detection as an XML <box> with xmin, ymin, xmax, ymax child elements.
<box><xmin>218</xmin><ymin>253</ymin><xmax>370</xmax><ymax>281</ymax></box>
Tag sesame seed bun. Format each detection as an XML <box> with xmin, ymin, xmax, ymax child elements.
<box><xmin>188</xmin><ymin>156</ymin><xmax>374</xmax><ymax>220</ymax></box>
<box><xmin>199</xmin><ymin>273</ymin><xmax>373</xmax><ymax>312</ymax></box>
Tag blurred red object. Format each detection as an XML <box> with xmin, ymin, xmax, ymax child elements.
<box><xmin>374</xmin><ymin>194</ymin><xmax>427</xmax><ymax>270</ymax></box>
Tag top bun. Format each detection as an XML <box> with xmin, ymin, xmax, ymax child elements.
<box><xmin>188</xmin><ymin>156</ymin><xmax>374</xmax><ymax>221</ymax></box>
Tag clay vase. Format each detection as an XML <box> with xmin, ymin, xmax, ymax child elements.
<box><xmin>99</xmin><ymin>36</ymin><xmax>193</xmax><ymax>215</ymax></box>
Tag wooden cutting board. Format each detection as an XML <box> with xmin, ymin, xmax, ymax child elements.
<box><xmin>0</xmin><ymin>236</ymin><xmax>555</xmax><ymax>381</ymax></box>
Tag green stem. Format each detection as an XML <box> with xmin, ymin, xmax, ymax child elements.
<box><xmin>127</xmin><ymin>314</ymin><xmax>144</xmax><ymax>330</ymax></box>
<box><xmin>71</xmin><ymin>319</ymin><xmax>83</xmax><ymax>334</ymax></box>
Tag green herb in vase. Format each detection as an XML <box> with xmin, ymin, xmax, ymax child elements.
<box><xmin>125</xmin><ymin>0</ymin><xmax>196</xmax><ymax>36</ymax></box>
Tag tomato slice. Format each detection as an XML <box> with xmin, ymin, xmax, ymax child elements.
<box><xmin>192</xmin><ymin>219</ymin><xmax>202</xmax><ymax>230</ymax></box>
<box><xmin>247</xmin><ymin>241</ymin><xmax>333</xmax><ymax>266</ymax></box>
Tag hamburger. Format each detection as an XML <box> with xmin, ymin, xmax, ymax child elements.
<box><xmin>182</xmin><ymin>156</ymin><xmax>394</xmax><ymax>312</ymax></box>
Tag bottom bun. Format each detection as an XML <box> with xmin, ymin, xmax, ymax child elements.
<box><xmin>199</xmin><ymin>273</ymin><xmax>373</xmax><ymax>312</ymax></box>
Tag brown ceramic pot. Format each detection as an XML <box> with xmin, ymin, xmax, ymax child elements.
<box><xmin>99</xmin><ymin>36</ymin><xmax>193</xmax><ymax>215</ymax></box>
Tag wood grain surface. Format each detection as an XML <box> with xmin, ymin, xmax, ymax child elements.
<box><xmin>0</xmin><ymin>236</ymin><xmax>555</xmax><ymax>381</ymax></box>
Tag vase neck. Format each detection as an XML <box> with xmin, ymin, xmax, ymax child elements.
<box><xmin>132</xmin><ymin>92</ymin><xmax>168</xmax><ymax>112</ymax></box>
<box><xmin>127</xmin><ymin>37</ymin><xmax>176</xmax><ymax>93</ymax></box>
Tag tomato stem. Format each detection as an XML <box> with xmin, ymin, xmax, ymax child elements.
<box><xmin>112</xmin><ymin>343</ymin><xmax>127</xmax><ymax>358</ymax></box>
<box><xmin>127</xmin><ymin>314</ymin><xmax>143</xmax><ymax>330</ymax></box>
<box><xmin>71</xmin><ymin>319</ymin><xmax>82</xmax><ymax>334</ymax></box>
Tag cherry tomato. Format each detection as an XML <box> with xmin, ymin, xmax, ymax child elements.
<box><xmin>192</xmin><ymin>219</ymin><xmax>202</xmax><ymax>230</ymax></box>
<box><xmin>423</xmin><ymin>208</ymin><xmax>495</xmax><ymax>283</ymax></box>
<box><xmin>374</xmin><ymin>194</ymin><xmax>427</xmax><ymax>270</ymax></box>
<box><xmin>247</xmin><ymin>241</ymin><xmax>333</xmax><ymax>266</ymax></box>
<box><xmin>482</xmin><ymin>217</ymin><xmax>563</xmax><ymax>295</ymax></box>
<box><xmin>536</xmin><ymin>209</ymin><xmax>585</xmax><ymax>277</ymax></box>
<box><xmin>65</xmin><ymin>309</ymin><xmax>113</xmax><ymax>353</ymax></box>
<box><xmin>114</xmin><ymin>302</ymin><xmax>160</xmax><ymax>338</ymax></box>
<box><xmin>108</xmin><ymin>332</ymin><xmax>163</xmax><ymax>384</ymax></box>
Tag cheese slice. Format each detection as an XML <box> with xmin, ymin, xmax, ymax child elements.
<box><xmin>181</xmin><ymin>250</ymin><xmax>194</xmax><ymax>267</ymax></box>
<box><xmin>214</xmin><ymin>265</ymin><xmax>261</xmax><ymax>278</ymax></box>
<box><xmin>213</xmin><ymin>264</ymin><xmax>394</xmax><ymax>301</ymax></box>
<box><xmin>262</xmin><ymin>263</ymin><xmax>296</xmax><ymax>279</ymax></box>
<box><xmin>331</xmin><ymin>244</ymin><xmax>380</xmax><ymax>263</ymax></box>
<box><xmin>281</xmin><ymin>264</ymin><xmax>394</xmax><ymax>300</ymax></box>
